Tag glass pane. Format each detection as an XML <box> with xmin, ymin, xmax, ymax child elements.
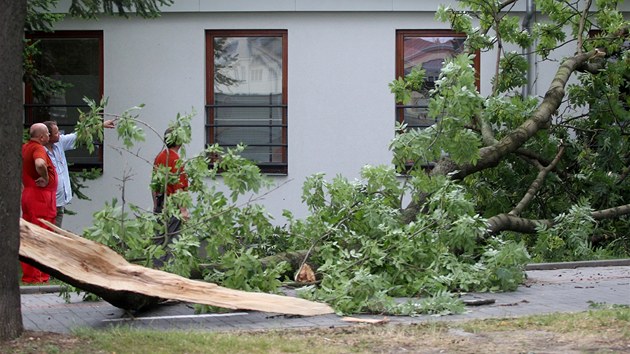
<box><xmin>402</xmin><ymin>36</ymin><xmax>465</xmax><ymax>126</ymax></box>
<box><xmin>239</xmin><ymin>146</ymin><xmax>285</xmax><ymax>163</ymax></box>
<box><xmin>214</xmin><ymin>105</ymin><xmax>284</xmax><ymax>163</ymax></box>
<box><xmin>216</xmin><ymin>126</ymin><xmax>283</xmax><ymax>145</ymax></box>
<box><xmin>32</xmin><ymin>38</ymin><xmax>100</xmax><ymax>126</ymax></box>
<box><xmin>26</xmin><ymin>35</ymin><xmax>102</xmax><ymax>167</ymax></box>
<box><xmin>214</xmin><ymin>36</ymin><xmax>282</xmax><ymax>97</ymax></box>
<box><xmin>56</xmin><ymin>123</ymin><xmax>99</xmax><ymax>164</ymax></box>
<box><xmin>213</xmin><ymin>36</ymin><xmax>284</xmax><ymax>164</ymax></box>
<box><xmin>214</xmin><ymin>93</ymin><xmax>283</xmax><ymax>123</ymax></box>
<box><xmin>399</xmin><ymin>105</ymin><xmax>435</xmax><ymax>128</ymax></box>
<box><xmin>403</xmin><ymin>36</ymin><xmax>465</xmax><ymax>79</ymax></box>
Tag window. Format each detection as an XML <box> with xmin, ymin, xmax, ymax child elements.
<box><xmin>395</xmin><ymin>30</ymin><xmax>478</xmax><ymax>129</ymax></box>
<box><xmin>205</xmin><ymin>30</ymin><xmax>288</xmax><ymax>174</ymax></box>
<box><xmin>24</xmin><ymin>31</ymin><xmax>104</xmax><ymax>170</ymax></box>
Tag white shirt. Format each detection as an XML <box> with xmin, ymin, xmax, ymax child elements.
<box><xmin>46</xmin><ymin>133</ymin><xmax>77</xmax><ymax>208</ymax></box>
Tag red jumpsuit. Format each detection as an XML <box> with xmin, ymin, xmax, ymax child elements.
<box><xmin>21</xmin><ymin>140</ymin><xmax>57</xmax><ymax>283</ymax></box>
<box><xmin>153</xmin><ymin>148</ymin><xmax>189</xmax><ymax>196</ymax></box>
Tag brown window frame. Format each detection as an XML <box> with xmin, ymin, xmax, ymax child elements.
<box><xmin>205</xmin><ymin>29</ymin><xmax>288</xmax><ymax>175</ymax></box>
<box><xmin>24</xmin><ymin>30</ymin><xmax>105</xmax><ymax>171</ymax></box>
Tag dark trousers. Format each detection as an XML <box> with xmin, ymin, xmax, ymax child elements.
<box><xmin>55</xmin><ymin>206</ymin><xmax>65</xmax><ymax>227</ymax></box>
<box><xmin>153</xmin><ymin>194</ymin><xmax>182</xmax><ymax>267</ymax></box>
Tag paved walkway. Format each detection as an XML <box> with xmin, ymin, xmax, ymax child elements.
<box><xmin>20</xmin><ymin>263</ymin><xmax>630</xmax><ymax>334</ymax></box>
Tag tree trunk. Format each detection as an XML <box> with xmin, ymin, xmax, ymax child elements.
<box><xmin>0</xmin><ymin>0</ymin><xmax>26</xmax><ymax>342</ymax></box>
<box><xmin>19</xmin><ymin>219</ymin><xmax>334</xmax><ymax>316</ymax></box>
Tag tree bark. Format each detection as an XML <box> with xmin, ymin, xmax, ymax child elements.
<box><xmin>0</xmin><ymin>0</ymin><xmax>26</xmax><ymax>342</ymax></box>
<box><xmin>487</xmin><ymin>203</ymin><xmax>630</xmax><ymax>234</ymax></box>
<box><xmin>510</xmin><ymin>145</ymin><xmax>565</xmax><ymax>216</ymax></box>
<box><xmin>19</xmin><ymin>219</ymin><xmax>334</xmax><ymax>316</ymax></box>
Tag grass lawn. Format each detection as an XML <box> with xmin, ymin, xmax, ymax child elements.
<box><xmin>2</xmin><ymin>307</ymin><xmax>629</xmax><ymax>353</ymax></box>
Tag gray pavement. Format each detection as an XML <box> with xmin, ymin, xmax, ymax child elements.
<box><xmin>20</xmin><ymin>263</ymin><xmax>630</xmax><ymax>334</ymax></box>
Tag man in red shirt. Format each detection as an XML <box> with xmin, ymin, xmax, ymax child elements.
<box><xmin>21</xmin><ymin>123</ymin><xmax>58</xmax><ymax>283</ymax></box>
<box><xmin>150</xmin><ymin>127</ymin><xmax>189</xmax><ymax>266</ymax></box>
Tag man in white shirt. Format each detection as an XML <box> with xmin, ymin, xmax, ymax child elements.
<box><xmin>43</xmin><ymin>119</ymin><xmax>115</xmax><ymax>226</ymax></box>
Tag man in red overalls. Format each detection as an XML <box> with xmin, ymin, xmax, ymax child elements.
<box><xmin>150</xmin><ymin>127</ymin><xmax>189</xmax><ymax>267</ymax></box>
<box><xmin>21</xmin><ymin>123</ymin><xmax>58</xmax><ymax>283</ymax></box>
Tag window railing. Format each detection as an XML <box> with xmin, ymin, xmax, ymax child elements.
<box><xmin>205</xmin><ymin>104</ymin><xmax>288</xmax><ymax>174</ymax></box>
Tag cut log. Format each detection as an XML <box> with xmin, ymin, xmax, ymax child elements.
<box><xmin>18</xmin><ymin>218</ymin><xmax>334</xmax><ymax>316</ymax></box>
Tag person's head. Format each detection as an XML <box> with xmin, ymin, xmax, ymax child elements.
<box><xmin>164</xmin><ymin>127</ymin><xmax>179</xmax><ymax>148</ymax></box>
<box><xmin>42</xmin><ymin>121</ymin><xmax>60</xmax><ymax>144</ymax></box>
<box><xmin>29</xmin><ymin>123</ymin><xmax>50</xmax><ymax>145</ymax></box>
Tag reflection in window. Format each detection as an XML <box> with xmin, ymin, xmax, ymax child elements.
<box><xmin>396</xmin><ymin>30</ymin><xmax>469</xmax><ymax>129</ymax></box>
<box><xmin>24</xmin><ymin>31</ymin><xmax>103</xmax><ymax>169</ymax></box>
<box><xmin>206</xmin><ymin>31</ymin><xmax>288</xmax><ymax>174</ymax></box>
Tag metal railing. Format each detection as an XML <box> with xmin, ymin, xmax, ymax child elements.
<box><xmin>205</xmin><ymin>103</ymin><xmax>288</xmax><ymax>174</ymax></box>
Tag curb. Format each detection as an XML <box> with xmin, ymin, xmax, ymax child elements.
<box><xmin>20</xmin><ymin>285</ymin><xmax>63</xmax><ymax>295</ymax></box>
<box><xmin>20</xmin><ymin>259</ymin><xmax>630</xmax><ymax>294</ymax></box>
<box><xmin>525</xmin><ymin>258</ymin><xmax>630</xmax><ymax>270</ymax></box>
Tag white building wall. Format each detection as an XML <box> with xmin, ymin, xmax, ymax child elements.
<box><xmin>48</xmin><ymin>1</ymin><xmax>603</xmax><ymax>234</ymax></box>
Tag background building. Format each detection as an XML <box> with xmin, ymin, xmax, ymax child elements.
<box><xmin>24</xmin><ymin>0</ymin><xmax>628</xmax><ymax>233</ymax></box>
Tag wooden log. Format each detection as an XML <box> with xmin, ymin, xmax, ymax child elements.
<box><xmin>18</xmin><ymin>218</ymin><xmax>334</xmax><ymax>316</ymax></box>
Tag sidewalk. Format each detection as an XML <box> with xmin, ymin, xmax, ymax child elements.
<box><xmin>20</xmin><ymin>262</ymin><xmax>630</xmax><ymax>334</ymax></box>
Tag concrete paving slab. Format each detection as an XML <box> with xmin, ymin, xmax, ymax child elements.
<box><xmin>20</xmin><ymin>265</ymin><xmax>630</xmax><ymax>334</ymax></box>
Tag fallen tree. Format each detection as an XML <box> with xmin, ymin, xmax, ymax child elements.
<box><xmin>22</xmin><ymin>0</ymin><xmax>628</xmax><ymax>317</ymax></box>
<box><xmin>18</xmin><ymin>218</ymin><xmax>334</xmax><ymax>316</ymax></box>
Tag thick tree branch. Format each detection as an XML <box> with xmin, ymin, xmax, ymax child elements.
<box><xmin>591</xmin><ymin>204</ymin><xmax>630</xmax><ymax>220</ymax></box>
<box><xmin>576</xmin><ymin>0</ymin><xmax>593</xmax><ymax>54</ymax></box>
<box><xmin>452</xmin><ymin>49</ymin><xmax>601</xmax><ymax>179</ymax></box>
<box><xmin>487</xmin><ymin>203</ymin><xmax>630</xmax><ymax>234</ymax></box>
<box><xmin>472</xmin><ymin>114</ymin><xmax>498</xmax><ymax>147</ymax></box>
<box><xmin>576</xmin><ymin>50</ymin><xmax>607</xmax><ymax>74</ymax></box>
<box><xmin>518</xmin><ymin>154</ymin><xmax>544</xmax><ymax>170</ymax></box>
<box><xmin>515</xmin><ymin>149</ymin><xmax>550</xmax><ymax>167</ymax></box>
<box><xmin>510</xmin><ymin>145</ymin><xmax>565</xmax><ymax>216</ymax></box>
<box><xmin>402</xmin><ymin>50</ymin><xmax>601</xmax><ymax>222</ymax></box>
<box><xmin>486</xmin><ymin>213</ymin><xmax>553</xmax><ymax>234</ymax></box>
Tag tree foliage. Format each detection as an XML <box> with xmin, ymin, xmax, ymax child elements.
<box><xmin>69</xmin><ymin>0</ymin><xmax>173</xmax><ymax>18</ymax></box>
